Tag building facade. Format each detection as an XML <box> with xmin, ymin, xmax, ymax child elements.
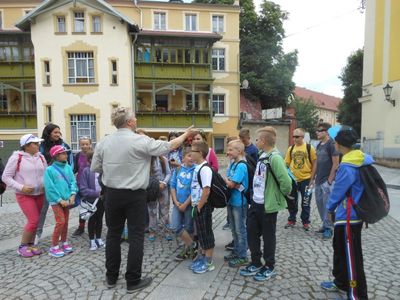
<box><xmin>361</xmin><ymin>0</ymin><xmax>400</xmax><ymax>160</ymax></box>
<box><xmin>2</xmin><ymin>0</ymin><xmax>240</xmax><ymax>157</ymax></box>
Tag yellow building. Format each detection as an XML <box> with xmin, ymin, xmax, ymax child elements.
<box><xmin>11</xmin><ymin>0</ymin><xmax>240</xmax><ymax>153</ymax></box>
<box><xmin>361</xmin><ymin>0</ymin><xmax>400</xmax><ymax>160</ymax></box>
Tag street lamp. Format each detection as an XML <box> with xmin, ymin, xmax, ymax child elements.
<box><xmin>383</xmin><ymin>83</ymin><xmax>395</xmax><ymax>106</ymax></box>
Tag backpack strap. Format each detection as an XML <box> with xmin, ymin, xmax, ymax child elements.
<box><xmin>16</xmin><ymin>154</ymin><xmax>23</xmax><ymax>172</ymax></box>
<box><xmin>52</xmin><ymin>164</ymin><xmax>71</xmax><ymax>186</ymax></box>
<box><xmin>262</xmin><ymin>152</ymin><xmax>286</xmax><ymax>198</ymax></box>
<box><xmin>197</xmin><ymin>163</ymin><xmax>212</xmax><ymax>189</ymax></box>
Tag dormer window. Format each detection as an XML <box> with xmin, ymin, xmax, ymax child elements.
<box><xmin>74</xmin><ymin>11</ymin><xmax>85</xmax><ymax>33</ymax></box>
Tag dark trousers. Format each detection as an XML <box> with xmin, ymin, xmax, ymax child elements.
<box><xmin>104</xmin><ymin>187</ymin><xmax>146</xmax><ymax>285</ymax></box>
<box><xmin>287</xmin><ymin>179</ymin><xmax>311</xmax><ymax>224</ymax></box>
<box><xmin>247</xmin><ymin>203</ymin><xmax>277</xmax><ymax>269</ymax></box>
<box><xmin>88</xmin><ymin>199</ymin><xmax>105</xmax><ymax>240</ymax></box>
<box><xmin>333</xmin><ymin>224</ymin><xmax>368</xmax><ymax>300</ymax></box>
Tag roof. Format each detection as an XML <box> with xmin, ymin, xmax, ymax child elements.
<box><xmin>15</xmin><ymin>0</ymin><xmax>138</xmax><ymax>32</ymax></box>
<box><xmin>294</xmin><ymin>86</ymin><xmax>341</xmax><ymax>112</ymax></box>
<box><xmin>138</xmin><ymin>30</ymin><xmax>222</xmax><ymax>41</ymax></box>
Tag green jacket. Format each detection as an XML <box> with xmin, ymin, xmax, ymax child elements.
<box><xmin>259</xmin><ymin>148</ymin><xmax>292</xmax><ymax>213</ymax></box>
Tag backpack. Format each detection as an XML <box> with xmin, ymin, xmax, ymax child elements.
<box><xmin>197</xmin><ymin>163</ymin><xmax>231</xmax><ymax>208</ymax></box>
<box><xmin>0</xmin><ymin>158</ymin><xmax>6</xmax><ymax>195</ymax></box>
<box><xmin>351</xmin><ymin>165</ymin><xmax>390</xmax><ymax>224</ymax></box>
<box><xmin>289</xmin><ymin>143</ymin><xmax>311</xmax><ymax>163</ymax></box>
<box><xmin>232</xmin><ymin>160</ymin><xmax>255</xmax><ymax>202</ymax></box>
<box><xmin>146</xmin><ymin>175</ymin><xmax>161</xmax><ymax>203</ymax></box>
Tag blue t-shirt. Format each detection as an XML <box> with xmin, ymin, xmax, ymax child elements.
<box><xmin>170</xmin><ymin>164</ymin><xmax>195</xmax><ymax>203</ymax></box>
<box><xmin>245</xmin><ymin>143</ymin><xmax>259</xmax><ymax>163</ymax></box>
<box><xmin>226</xmin><ymin>161</ymin><xmax>249</xmax><ymax>206</ymax></box>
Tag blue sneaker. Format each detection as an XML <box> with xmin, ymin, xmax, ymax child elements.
<box><xmin>253</xmin><ymin>267</ymin><xmax>276</xmax><ymax>281</ymax></box>
<box><xmin>240</xmin><ymin>264</ymin><xmax>263</xmax><ymax>277</ymax></box>
<box><xmin>323</xmin><ymin>228</ymin><xmax>333</xmax><ymax>240</ymax></box>
<box><xmin>193</xmin><ymin>260</ymin><xmax>215</xmax><ymax>274</ymax></box>
<box><xmin>320</xmin><ymin>281</ymin><xmax>339</xmax><ymax>291</ymax></box>
<box><xmin>189</xmin><ymin>256</ymin><xmax>204</xmax><ymax>270</ymax></box>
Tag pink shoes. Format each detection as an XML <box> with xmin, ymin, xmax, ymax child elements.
<box><xmin>17</xmin><ymin>245</ymin><xmax>34</xmax><ymax>258</ymax></box>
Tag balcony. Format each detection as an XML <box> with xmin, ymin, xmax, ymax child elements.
<box><xmin>135</xmin><ymin>63</ymin><xmax>212</xmax><ymax>81</ymax></box>
<box><xmin>0</xmin><ymin>114</ymin><xmax>37</xmax><ymax>129</ymax></box>
<box><xmin>0</xmin><ymin>63</ymin><xmax>35</xmax><ymax>79</ymax></box>
<box><xmin>136</xmin><ymin>110</ymin><xmax>212</xmax><ymax>128</ymax></box>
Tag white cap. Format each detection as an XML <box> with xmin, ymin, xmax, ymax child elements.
<box><xmin>20</xmin><ymin>134</ymin><xmax>44</xmax><ymax>147</ymax></box>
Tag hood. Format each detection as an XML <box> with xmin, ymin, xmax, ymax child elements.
<box><xmin>15</xmin><ymin>150</ymin><xmax>42</xmax><ymax>158</ymax></box>
<box><xmin>341</xmin><ymin>150</ymin><xmax>374</xmax><ymax>168</ymax></box>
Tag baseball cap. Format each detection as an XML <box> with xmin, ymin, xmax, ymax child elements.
<box><xmin>49</xmin><ymin>145</ymin><xmax>71</xmax><ymax>157</ymax></box>
<box><xmin>20</xmin><ymin>134</ymin><xmax>44</xmax><ymax>147</ymax></box>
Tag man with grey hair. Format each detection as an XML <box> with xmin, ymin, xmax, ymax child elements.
<box><xmin>91</xmin><ymin>107</ymin><xmax>195</xmax><ymax>293</ymax></box>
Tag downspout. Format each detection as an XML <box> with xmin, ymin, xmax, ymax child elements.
<box><xmin>131</xmin><ymin>32</ymin><xmax>138</xmax><ymax>111</ymax></box>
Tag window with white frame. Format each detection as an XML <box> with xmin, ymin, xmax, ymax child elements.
<box><xmin>111</xmin><ymin>60</ymin><xmax>118</xmax><ymax>85</ymax></box>
<box><xmin>185</xmin><ymin>14</ymin><xmax>197</xmax><ymax>31</ymax></box>
<box><xmin>56</xmin><ymin>16</ymin><xmax>66</xmax><ymax>33</ymax></box>
<box><xmin>74</xmin><ymin>11</ymin><xmax>85</xmax><ymax>32</ymax></box>
<box><xmin>70</xmin><ymin>114</ymin><xmax>96</xmax><ymax>151</ymax></box>
<box><xmin>45</xmin><ymin>105</ymin><xmax>52</xmax><ymax>123</ymax></box>
<box><xmin>154</xmin><ymin>12</ymin><xmax>166</xmax><ymax>30</ymax></box>
<box><xmin>212</xmin><ymin>15</ymin><xmax>224</xmax><ymax>33</ymax></box>
<box><xmin>67</xmin><ymin>52</ymin><xmax>94</xmax><ymax>84</ymax></box>
<box><xmin>212</xmin><ymin>94</ymin><xmax>225</xmax><ymax>115</ymax></box>
<box><xmin>212</xmin><ymin>48</ymin><xmax>225</xmax><ymax>71</ymax></box>
<box><xmin>44</xmin><ymin>60</ymin><xmax>51</xmax><ymax>85</ymax></box>
<box><xmin>213</xmin><ymin>136</ymin><xmax>225</xmax><ymax>154</ymax></box>
<box><xmin>92</xmin><ymin>15</ymin><xmax>101</xmax><ymax>33</ymax></box>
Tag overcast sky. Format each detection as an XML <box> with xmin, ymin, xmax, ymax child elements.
<box><xmin>253</xmin><ymin>0</ymin><xmax>365</xmax><ymax>98</ymax></box>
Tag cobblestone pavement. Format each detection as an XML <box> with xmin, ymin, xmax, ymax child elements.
<box><xmin>0</xmin><ymin>189</ymin><xmax>399</xmax><ymax>299</ymax></box>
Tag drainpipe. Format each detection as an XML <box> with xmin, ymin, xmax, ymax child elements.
<box><xmin>133</xmin><ymin>0</ymin><xmax>142</xmax><ymax>27</ymax></box>
<box><xmin>131</xmin><ymin>33</ymin><xmax>138</xmax><ymax>112</ymax></box>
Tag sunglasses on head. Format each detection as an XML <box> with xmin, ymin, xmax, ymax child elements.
<box><xmin>293</xmin><ymin>135</ymin><xmax>303</xmax><ymax>138</ymax></box>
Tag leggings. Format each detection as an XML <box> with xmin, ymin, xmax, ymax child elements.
<box><xmin>15</xmin><ymin>193</ymin><xmax>45</xmax><ymax>233</ymax></box>
<box><xmin>51</xmin><ymin>204</ymin><xmax>70</xmax><ymax>246</ymax></box>
<box><xmin>88</xmin><ymin>199</ymin><xmax>105</xmax><ymax>239</ymax></box>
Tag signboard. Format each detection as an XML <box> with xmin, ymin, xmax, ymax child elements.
<box><xmin>262</xmin><ymin>107</ymin><xmax>282</xmax><ymax>120</ymax></box>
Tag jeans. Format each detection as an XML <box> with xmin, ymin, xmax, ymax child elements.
<box><xmin>247</xmin><ymin>203</ymin><xmax>277</xmax><ymax>269</ymax></box>
<box><xmin>104</xmin><ymin>187</ymin><xmax>146</xmax><ymax>285</ymax></box>
<box><xmin>170</xmin><ymin>204</ymin><xmax>194</xmax><ymax>236</ymax></box>
<box><xmin>315</xmin><ymin>180</ymin><xmax>333</xmax><ymax>230</ymax></box>
<box><xmin>287</xmin><ymin>179</ymin><xmax>311</xmax><ymax>224</ymax></box>
<box><xmin>227</xmin><ymin>204</ymin><xmax>248</xmax><ymax>258</ymax></box>
<box><xmin>147</xmin><ymin>188</ymin><xmax>170</xmax><ymax>232</ymax></box>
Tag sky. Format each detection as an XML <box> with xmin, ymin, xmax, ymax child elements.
<box><xmin>253</xmin><ymin>0</ymin><xmax>366</xmax><ymax>98</ymax></box>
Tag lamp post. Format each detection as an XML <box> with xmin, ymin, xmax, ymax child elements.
<box><xmin>383</xmin><ymin>83</ymin><xmax>396</xmax><ymax>106</ymax></box>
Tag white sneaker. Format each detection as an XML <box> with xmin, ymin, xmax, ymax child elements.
<box><xmin>89</xmin><ymin>240</ymin><xmax>98</xmax><ymax>251</ymax></box>
<box><xmin>96</xmin><ymin>239</ymin><xmax>105</xmax><ymax>248</ymax></box>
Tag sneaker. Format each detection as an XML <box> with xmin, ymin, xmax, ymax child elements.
<box><xmin>96</xmin><ymin>239</ymin><xmax>106</xmax><ymax>248</ymax></box>
<box><xmin>303</xmin><ymin>223</ymin><xmax>310</xmax><ymax>231</ymax></box>
<box><xmin>89</xmin><ymin>241</ymin><xmax>98</xmax><ymax>251</ymax></box>
<box><xmin>189</xmin><ymin>256</ymin><xmax>204</xmax><ymax>270</ymax></box>
<box><xmin>186</xmin><ymin>247</ymin><xmax>196</xmax><ymax>260</ymax></box>
<box><xmin>323</xmin><ymin>228</ymin><xmax>333</xmax><ymax>240</ymax></box>
<box><xmin>240</xmin><ymin>264</ymin><xmax>262</xmax><ymax>277</ymax></box>
<box><xmin>49</xmin><ymin>246</ymin><xmax>65</xmax><ymax>258</ymax></box>
<box><xmin>320</xmin><ymin>281</ymin><xmax>339</xmax><ymax>291</ymax></box>
<box><xmin>193</xmin><ymin>260</ymin><xmax>215</xmax><ymax>274</ymax></box>
<box><xmin>315</xmin><ymin>227</ymin><xmax>325</xmax><ymax>234</ymax></box>
<box><xmin>62</xmin><ymin>242</ymin><xmax>73</xmax><ymax>254</ymax></box>
<box><xmin>29</xmin><ymin>245</ymin><xmax>43</xmax><ymax>255</ymax></box>
<box><xmin>17</xmin><ymin>245</ymin><xmax>34</xmax><ymax>258</ymax></box>
<box><xmin>72</xmin><ymin>227</ymin><xmax>84</xmax><ymax>237</ymax></box>
<box><xmin>224</xmin><ymin>252</ymin><xmax>237</xmax><ymax>261</ymax></box>
<box><xmin>284</xmin><ymin>221</ymin><xmax>296</xmax><ymax>228</ymax></box>
<box><xmin>105</xmin><ymin>277</ymin><xmax>117</xmax><ymax>289</ymax></box>
<box><xmin>175</xmin><ymin>247</ymin><xmax>188</xmax><ymax>261</ymax></box>
<box><xmin>253</xmin><ymin>267</ymin><xmax>276</xmax><ymax>281</ymax></box>
<box><xmin>148</xmin><ymin>235</ymin><xmax>156</xmax><ymax>242</ymax></box>
<box><xmin>224</xmin><ymin>240</ymin><xmax>234</xmax><ymax>251</ymax></box>
<box><xmin>127</xmin><ymin>277</ymin><xmax>152</xmax><ymax>293</ymax></box>
<box><xmin>228</xmin><ymin>257</ymin><xmax>248</xmax><ymax>268</ymax></box>
<box><xmin>222</xmin><ymin>222</ymin><xmax>230</xmax><ymax>230</ymax></box>
<box><xmin>165</xmin><ymin>234</ymin><xmax>173</xmax><ymax>241</ymax></box>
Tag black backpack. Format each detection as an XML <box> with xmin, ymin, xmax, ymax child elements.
<box><xmin>0</xmin><ymin>158</ymin><xmax>6</xmax><ymax>195</ymax></box>
<box><xmin>352</xmin><ymin>165</ymin><xmax>390</xmax><ymax>224</ymax></box>
<box><xmin>197</xmin><ymin>163</ymin><xmax>231</xmax><ymax>208</ymax></box>
<box><xmin>232</xmin><ymin>160</ymin><xmax>255</xmax><ymax>202</ymax></box>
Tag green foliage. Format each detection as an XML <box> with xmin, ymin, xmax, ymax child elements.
<box><xmin>337</xmin><ymin>49</ymin><xmax>363</xmax><ymax>135</ymax></box>
<box><xmin>293</xmin><ymin>97</ymin><xmax>319</xmax><ymax>138</ymax></box>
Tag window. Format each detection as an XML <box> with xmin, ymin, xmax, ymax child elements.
<box><xmin>0</xmin><ymin>94</ymin><xmax>7</xmax><ymax>111</ymax></box>
<box><xmin>137</xmin><ymin>46</ymin><xmax>151</xmax><ymax>62</ymax></box>
<box><xmin>185</xmin><ymin>14</ymin><xmax>197</xmax><ymax>31</ymax></box>
<box><xmin>0</xmin><ymin>12</ymin><xmax>2</xmax><ymax>29</ymax></box>
<box><xmin>70</xmin><ymin>114</ymin><xmax>96</xmax><ymax>151</ymax></box>
<box><xmin>44</xmin><ymin>61</ymin><xmax>51</xmax><ymax>85</ymax></box>
<box><xmin>111</xmin><ymin>60</ymin><xmax>118</xmax><ymax>85</ymax></box>
<box><xmin>155</xmin><ymin>95</ymin><xmax>168</xmax><ymax>112</ymax></box>
<box><xmin>212</xmin><ymin>15</ymin><xmax>224</xmax><ymax>33</ymax></box>
<box><xmin>57</xmin><ymin>16</ymin><xmax>66</xmax><ymax>33</ymax></box>
<box><xmin>67</xmin><ymin>52</ymin><xmax>95</xmax><ymax>84</ymax></box>
<box><xmin>30</xmin><ymin>94</ymin><xmax>36</xmax><ymax>112</ymax></box>
<box><xmin>186</xmin><ymin>94</ymin><xmax>199</xmax><ymax>111</ymax></box>
<box><xmin>23</xmin><ymin>47</ymin><xmax>34</xmax><ymax>61</ymax></box>
<box><xmin>92</xmin><ymin>15</ymin><xmax>101</xmax><ymax>33</ymax></box>
<box><xmin>212</xmin><ymin>94</ymin><xmax>225</xmax><ymax>115</ymax></box>
<box><xmin>212</xmin><ymin>49</ymin><xmax>225</xmax><ymax>71</ymax></box>
<box><xmin>154</xmin><ymin>12</ymin><xmax>166</xmax><ymax>30</ymax></box>
<box><xmin>45</xmin><ymin>105</ymin><xmax>52</xmax><ymax>123</ymax></box>
<box><xmin>213</xmin><ymin>136</ymin><xmax>225</xmax><ymax>154</ymax></box>
<box><xmin>74</xmin><ymin>12</ymin><xmax>85</xmax><ymax>32</ymax></box>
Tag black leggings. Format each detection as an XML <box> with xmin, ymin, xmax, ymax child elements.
<box><xmin>88</xmin><ymin>199</ymin><xmax>105</xmax><ymax>240</ymax></box>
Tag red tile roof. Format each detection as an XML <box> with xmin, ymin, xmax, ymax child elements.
<box><xmin>294</xmin><ymin>87</ymin><xmax>341</xmax><ymax>112</ymax></box>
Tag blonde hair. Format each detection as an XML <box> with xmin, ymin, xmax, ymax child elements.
<box><xmin>228</xmin><ymin>140</ymin><xmax>245</xmax><ymax>154</ymax></box>
<box><xmin>256</xmin><ymin>126</ymin><xmax>277</xmax><ymax>146</ymax></box>
<box><xmin>294</xmin><ymin>128</ymin><xmax>305</xmax><ymax>135</ymax></box>
<box><xmin>226</xmin><ymin>136</ymin><xmax>239</xmax><ymax>143</ymax></box>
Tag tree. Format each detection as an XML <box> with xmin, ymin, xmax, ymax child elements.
<box><xmin>292</xmin><ymin>97</ymin><xmax>319</xmax><ymax>138</ymax></box>
<box><xmin>337</xmin><ymin>49</ymin><xmax>363</xmax><ymax>135</ymax></box>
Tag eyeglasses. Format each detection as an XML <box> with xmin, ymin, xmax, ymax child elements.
<box><xmin>293</xmin><ymin>136</ymin><xmax>304</xmax><ymax>138</ymax></box>
<box><xmin>191</xmin><ymin>150</ymin><xmax>201</xmax><ymax>153</ymax></box>
<box><xmin>316</xmin><ymin>129</ymin><xmax>327</xmax><ymax>133</ymax></box>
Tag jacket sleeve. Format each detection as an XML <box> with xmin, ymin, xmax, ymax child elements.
<box><xmin>91</xmin><ymin>141</ymin><xmax>103</xmax><ymax>173</ymax></box>
<box><xmin>327</xmin><ymin>166</ymin><xmax>356</xmax><ymax>212</ymax></box>
<box><xmin>1</xmin><ymin>153</ymin><xmax>23</xmax><ymax>192</ymax></box>
<box><xmin>161</xmin><ymin>156</ymin><xmax>172</xmax><ymax>184</ymax></box>
<box><xmin>208</xmin><ymin>148</ymin><xmax>219</xmax><ymax>172</ymax></box>
<box><xmin>79</xmin><ymin>168</ymin><xmax>99</xmax><ymax>198</ymax></box>
<box><xmin>44</xmin><ymin>168</ymin><xmax>62</xmax><ymax>204</ymax></box>
<box><xmin>67</xmin><ymin>165</ymin><xmax>78</xmax><ymax>195</ymax></box>
<box><xmin>271</xmin><ymin>154</ymin><xmax>292</xmax><ymax>195</ymax></box>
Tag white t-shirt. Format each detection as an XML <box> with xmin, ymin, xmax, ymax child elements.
<box><xmin>191</xmin><ymin>161</ymin><xmax>212</xmax><ymax>206</ymax></box>
<box><xmin>252</xmin><ymin>152</ymin><xmax>267</xmax><ymax>204</ymax></box>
